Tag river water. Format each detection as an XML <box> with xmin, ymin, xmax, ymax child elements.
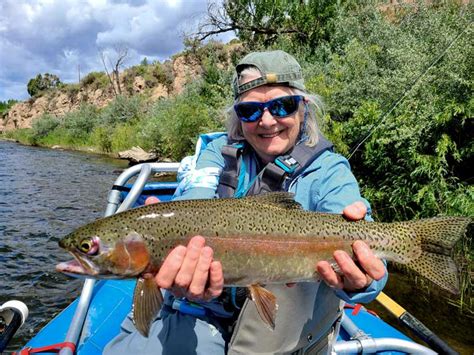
<box><xmin>0</xmin><ymin>140</ymin><xmax>472</xmax><ymax>354</ymax></box>
<box><xmin>0</xmin><ymin>141</ymin><xmax>128</xmax><ymax>352</ymax></box>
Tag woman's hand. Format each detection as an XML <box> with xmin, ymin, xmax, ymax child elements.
<box><xmin>154</xmin><ymin>236</ymin><xmax>224</xmax><ymax>301</ymax></box>
<box><xmin>145</xmin><ymin>197</ymin><xmax>224</xmax><ymax>301</ymax></box>
<box><xmin>316</xmin><ymin>201</ymin><xmax>386</xmax><ymax>292</ymax></box>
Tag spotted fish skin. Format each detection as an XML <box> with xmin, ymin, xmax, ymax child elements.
<box><xmin>58</xmin><ymin>192</ymin><xmax>470</xmax><ymax>294</ymax></box>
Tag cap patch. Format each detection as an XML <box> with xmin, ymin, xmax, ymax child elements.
<box><xmin>266</xmin><ymin>73</ymin><xmax>278</xmax><ymax>83</ymax></box>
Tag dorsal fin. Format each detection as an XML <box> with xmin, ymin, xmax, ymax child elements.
<box><xmin>243</xmin><ymin>192</ymin><xmax>302</xmax><ymax>210</ymax></box>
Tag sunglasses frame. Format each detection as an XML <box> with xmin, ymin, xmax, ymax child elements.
<box><xmin>234</xmin><ymin>95</ymin><xmax>304</xmax><ymax>123</ymax></box>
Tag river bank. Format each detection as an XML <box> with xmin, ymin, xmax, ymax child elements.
<box><xmin>0</xmin><ymin>133</ymin><xmax>161</xmax><ymax>166</ymax></box>
<box><xmin>0</xmin><ymin>134</ymin><xmax>119</xmax><ymax>158</ymax></box>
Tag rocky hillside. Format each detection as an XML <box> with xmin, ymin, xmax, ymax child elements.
<box><xmin>1</xmin><ymin>42</ymin><xmax>243</xmax><ymax>133</ymax></box>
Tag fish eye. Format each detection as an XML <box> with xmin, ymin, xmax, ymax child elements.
<box><xmin>79</xmin><ymin>240</ymin><xmax>92</xmax><ymax>253</ymax></box>
<box><xmin>78</xmin><ymin>237</ymin><xmax>99</xmax><ymax>255</ymax></box>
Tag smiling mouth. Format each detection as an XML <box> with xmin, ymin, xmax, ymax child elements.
<box><xmin>259</xmin><ymin>131</ymin><xmax>281</xmax><ymax>138</ymax></box>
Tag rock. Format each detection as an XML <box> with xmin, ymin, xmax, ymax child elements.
<box><xmin>118</xmin><ymin>146</ymin><xmax>159</xmax><ymax>165</ymax></box>
<box><xmin>133</xmin><ymin>76</ymin><xmax>146</xmax><ymax>93</ymax></box>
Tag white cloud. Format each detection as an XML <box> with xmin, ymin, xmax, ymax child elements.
<box><xmin>0</xmin><ymin>0</ymin><xmax>235</xmax><ymax>102</ymax></box>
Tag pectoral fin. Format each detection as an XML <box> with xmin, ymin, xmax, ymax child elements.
<box><xmin>248</xmin><ymin>284</ymin><xmax>278</xmax><ymax>330</ymax></box>
<box><xmin>133</xmin><ymin>274</ymin><xmax>163</xmax><ymax>337</ymax></box>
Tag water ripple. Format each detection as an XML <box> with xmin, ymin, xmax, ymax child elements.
<box><xmin>0</xmin><ymin>141</ymin><xmax>127</xmax><ymax>350</ymax></box>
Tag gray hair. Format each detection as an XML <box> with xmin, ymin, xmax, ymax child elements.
<box><xmin>226</xmin><ymin>67</ymin><xmax>323</xmax><ymax>147</ymax></box>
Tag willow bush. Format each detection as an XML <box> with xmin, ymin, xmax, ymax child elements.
<box><xmin>140</xmin><ymin>82</ymin><xmax>225</xmax><ymax>160</ymax></box>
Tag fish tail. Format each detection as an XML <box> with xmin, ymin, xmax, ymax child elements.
<box><xmin>405</xmin><ymin>216</ymin><xmax>471</xmax><ymax>294</ymax></box>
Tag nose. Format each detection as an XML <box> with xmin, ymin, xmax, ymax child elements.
<box><xmin>259</xmin><ymin>108</ymin><xmax>277</xmax><ymax>127</ymax></box>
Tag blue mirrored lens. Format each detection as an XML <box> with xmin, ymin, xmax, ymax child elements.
<box><xmin>234</xmin><ymin>95</ymin><xmax>303</xmax><ymax>122</ymax></box>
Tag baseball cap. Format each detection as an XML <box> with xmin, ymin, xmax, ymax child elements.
<box><xmin>232</xmin><ymin>50</ymin><xmax>306</xmax><ymax>98</ymax></box>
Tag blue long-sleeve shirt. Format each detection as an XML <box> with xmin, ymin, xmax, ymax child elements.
<box><xmin>173</xmin><ymin>133</ymin><xmax>387</xmax><ymax>303</ymax></box>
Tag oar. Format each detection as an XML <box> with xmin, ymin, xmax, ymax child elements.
<box><xmin>376</xmin><ymin>292</ymin><xmax>458</xmax><ymax>355</ymax></box>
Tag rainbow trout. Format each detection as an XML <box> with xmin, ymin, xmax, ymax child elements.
<box><xmin>56</xmin><ymin>193</ymin><xmax>471</xmax><ymax>336</ymax></box>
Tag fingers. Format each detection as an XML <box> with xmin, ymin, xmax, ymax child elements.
<box><xmin>205</xmin><ymin>261</ymin><xmax>224</xmax><ymax>300</ymax></box>
<box><xmin>174</xmin><ymin>236</ymin><xmax>206</xmax><ymax>289</ymax></box>
<box><xmin>333</xmin><ymin>250</ymin><xmax>370</xmax><ymax>290</ymax></box>
<box><xmin>352</xmin><ymin>241</ymin><xmax>385</xmax><ymax>281</ymax></box>
<box><xmin>155</xmin><ymin>236</ymin><xmax>223</xmax><ymax>301</ymax></box>
<box><xmin>187</xmin><ymin>246</ymin><xmax>213</xmax><ymax>299</ymax></box>
<box><xmin>145</xmin><ymin>196</ymin><xmax>160</xmax><ymax>205</ymax></box>
<box><xmin>317</xmin><ymin>242</ymin><xmax>385</xmax><ymax>292</ymax></box>
<box><xmin>317</xmin><ymin>260</ymin><xmax>344</xmax><ymax>289</ymax></box>
<box><xmin>155</xmin><ymin>245</ymin><xmax>187</xmax><ymax>289</ymax></box>
<box><xmin>343</xmin><ymin>201</ymin><xmax>367</xmax><ymax>221</ymax></box>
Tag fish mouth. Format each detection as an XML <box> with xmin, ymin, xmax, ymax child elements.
<box><xmin>56</xmin><ymin>251</ymin><xmax>100</xmax><ymax>276</ymax></box>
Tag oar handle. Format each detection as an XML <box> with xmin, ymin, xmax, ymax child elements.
<box><xmin>399</xmin><ymin>312</ymin><xmax>458</xmax><ymax>355</ymax></box>
<box><xmin>376</xmin><ymin>292</ymin><xmax>458</xmax><ymax>355</ymax></box>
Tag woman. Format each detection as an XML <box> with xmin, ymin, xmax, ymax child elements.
<box><xmin>105</xmin><ymin>50</ymin><xmax>387</xmax><ymax>354</ymax></box>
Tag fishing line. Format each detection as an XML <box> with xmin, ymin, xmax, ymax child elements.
<box><xmin>348</xmin><ymin>20</ymin><xmax>472</xmax><ymax>160</ymax></box>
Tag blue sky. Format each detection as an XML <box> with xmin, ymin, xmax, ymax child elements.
<box><xmin>0</xmin><ymin>0</ymin><xmax>235</xmax><ymax>102</ymax></box>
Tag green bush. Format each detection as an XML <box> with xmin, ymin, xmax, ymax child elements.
<box><xmin>0</xmin><ymin>99</ymin><xmax>18</xmax><ymax>116</ymax></box>
<box><xmin>91</xmin><ymin>126</ymin><xmax>113</xmax><ymax>153</ymax></box>
<box><xmin>304</xmin><ymin>2</ymin><xmax>473</xmax><ymax>222</ymax></box>
<box><xmin>31</xmin><ymin>114</ymin><xmax>61</xmax><ymax>138</ymax></box>
<box><xmin>81</xmin><ymin>71</ymin><xmax>109</xmax><ymax>90</ymax></box>
<box><xmin>100</xmin><ymin>95</ymin><xmax>146</xmax><ymax>126</ymax></box>
<box><xmin>151</xmin><ymin>62</ymin><xmax>174</xmax><ymax>89</ymax></box>
<box><xmin>62</xmin><ymin>103</ymin><xmax>100</xmax><ymax>139</ymax></box>
<box><xmin>141</xmin><ymin>83</ymin><xmax>224</xmax><ymax>160</ymax></box>
<box><xmin>61</xmin><ymin>83</ymin><xmax>81</xmax><ymax>102</ymax></box>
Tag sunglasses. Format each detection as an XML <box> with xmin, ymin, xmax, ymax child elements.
<box><xmin>234</xmin><ymin>95</ymin><xmax>304</xmax><ymax>123</ymax></box>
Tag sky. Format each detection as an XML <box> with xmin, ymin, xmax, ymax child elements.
<box><xmin>0</xmin><ymin>0</ymin><xmax>235</xmax><ymax>102</ymax></box>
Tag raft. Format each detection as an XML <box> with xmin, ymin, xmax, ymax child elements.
<box><xmin>18</xmin><ymin>163</ymin><xmax>434</xmax><ymax>354</ymax></box>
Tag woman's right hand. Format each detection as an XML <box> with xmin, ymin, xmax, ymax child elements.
<box><xmin>154</xmin><ymin>236</ymin><xmax>224</xmax><ymax>301</ymax></box>
<box><xmin>145</xmin><ymin>197</ymin><xmax>224</xmax><ymax>301</ymax></box>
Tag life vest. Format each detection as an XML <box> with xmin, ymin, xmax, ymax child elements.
<box><xmin>217</xmin><ymin>135</ymin><xmax>334</xmax><ymax>198</ymax></box>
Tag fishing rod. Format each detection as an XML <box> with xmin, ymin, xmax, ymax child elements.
<box><xmin>348</xmin><ymin>20</ymin><xmax>472</xmax><ymax>160</ymax></box>
<box><xmin>376</xmin><ymin>292</ymin><xmax>458</xmax><ymax>355</ymax></box>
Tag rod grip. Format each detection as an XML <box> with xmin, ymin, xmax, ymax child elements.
<box><xmin>400</xmin><ymin>312</ymin><xmax>458</xmax><ymax>355</ymax></box>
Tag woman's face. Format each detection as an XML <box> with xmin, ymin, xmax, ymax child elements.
<box><xmin>239</xmin><ymin>85</ymin><xmax>303</xmax><ymax>164</ymax></box>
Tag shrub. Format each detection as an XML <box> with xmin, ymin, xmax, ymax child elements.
<box><xmin>151</xmin><ymin>62</ymin><xmax>174</xmax><ymax>89</ymax></box>
<box><xmin>81</xmin><ymin>71</ymin><xmax>109</xmax><ymax>90</ymax></box>
<box><xmin>62</xmin><ymin>84</ymin><xmax>81</xmax><ymax>102</ymax></box>
<box><xmin>62</xmin><ymin>103</ymin><xmax>100</xmax><ymax>139</ymax></box>
<box><xmin>0</xmin><ymin>99</ymin><xmax>18</xmax><ymax>116</ymax></box>
<box><xmin>91</xmin><ymin>126</ymin><xmax>113</xmax><ymax>153</ymax></box>
<box><xmin>141</xmin><ymin>83</ymin><xmax>224</xmax><ymax>160</ymax></box>
<box><xmin>99</xmin><ymin>95</ymin><xmax>146</xmax><ymax>126</ymax></box>
<box><xmin>31</xmin><ymin>114</ymin><xmax>61</xmax><ymax>138</ymax></box>
<box><xmin>304</xmin><ymin>2</ymin><xmax>473</xmax><ymax>221</ymax></box>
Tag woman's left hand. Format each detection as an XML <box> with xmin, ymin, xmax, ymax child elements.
<box><xmin>316</xmin><ymin>201</ymin><xmax>386</xmax><ymax>292</ymax></box>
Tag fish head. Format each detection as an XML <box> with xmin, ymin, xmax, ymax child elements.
<box><xmin>56</xmin><ymin>219</ymin><xmax>150</xmax><ymax>279</ymax></box>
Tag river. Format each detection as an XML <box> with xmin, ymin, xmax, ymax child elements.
<box><xmin>0</xmin><ymin>140</ymin><xmax>472</xmax><ymax>354</ymax></box>
<box><xmin>0</xmin><ymin>141</ymin><xmax>128</xmax><ymax>352</ymax></box>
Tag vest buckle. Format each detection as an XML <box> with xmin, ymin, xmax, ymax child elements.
<box><xmin>274</xmin><ymin>155</ymin><xmax>299</xmax><ymax>174</ymax></box>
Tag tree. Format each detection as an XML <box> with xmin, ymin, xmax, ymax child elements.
<box><xmin>27</xmin><ymin>73</ymin><xmax>62</xmax><ymax>97</ymax></box>
<box><xmin>99</xmin><ymin>45</ymin><xmax>129</xmax><ymax>96</ymax></box>
<box><xmin>0</xmin><ymin>99</ymin><xmax>18</xmax><ymax>116</ymax></box>
<box><xmin>193</xmin><ymin>0</ymin><xmax>343</xmax><ymax>51</ymax></box>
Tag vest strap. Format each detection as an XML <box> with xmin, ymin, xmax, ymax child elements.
<box><xmin>217</xmin><ymin>144</ymin><xmax>244</xmax><ymax>197</ymax></box>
